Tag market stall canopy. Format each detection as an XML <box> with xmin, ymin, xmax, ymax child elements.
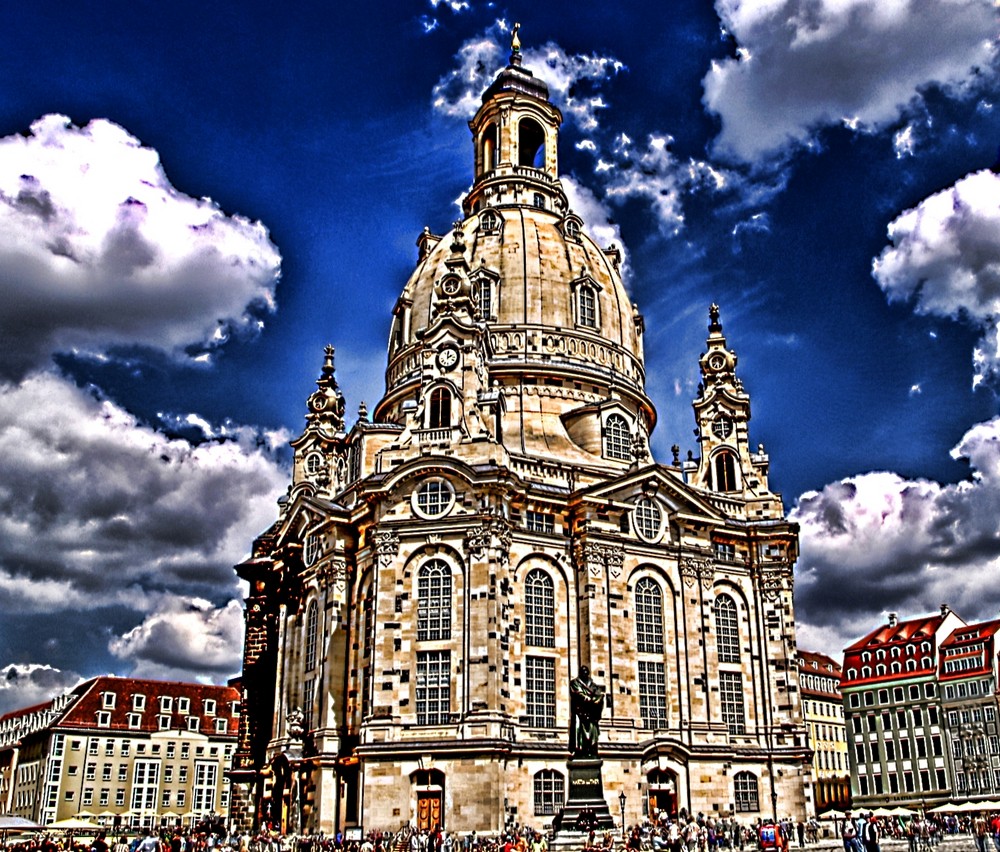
<box><xmin>47</xmin><ymin>817</ymin><xmax>103</xmax><ymax>831</ymax></box>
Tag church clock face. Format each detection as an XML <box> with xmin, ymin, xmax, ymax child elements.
<box><xmin>308</xmin><ymin>392</ymin><xmax>327</xmax><ymax>412</ymax></box>
<box><xmin>707</xmin><ymin>352</ymin><xmax>727</xmax><ymax>371</ymax></box>
<box><xmin>437</xmin><ymin>346</ymin><xmax>459</xmax><ymax>370</ymax></box>
<box><xmin>712</xmin><ymin>415</ymin><xmax>733</xmax><ymax>439</ymax></box>
<box><xmin>441</xmin><ymin>277</ymin><xmax>461</xmax><ymax>296</ymax></box>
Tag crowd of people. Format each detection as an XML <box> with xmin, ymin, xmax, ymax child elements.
<box><xmin>6</xmin><ymin>810</ymin><xmax>1000</xmax><ymax>852</ymax></box>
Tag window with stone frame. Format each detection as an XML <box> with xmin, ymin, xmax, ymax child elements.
<box><xmin>417</xmin><ymin>559</ymin><xmax>452</xmax><ymax>641</ymax></box>
<box><xmin>604</xmin><ymin>413</ymin><xmax>631</xmax><ymax>460</ymax></box>
<box><xmin>715</xmin><ymin>594</ymin><xmax>740</xmax><ymax>662</ymax></box>
<box><xmin>304</xmin><ymin>599</ymin><xmax>319</xmax><ymax>672</ymax></box>
<box><xmin>416</xmin><ymin>650</ymin><xmax>451</xmax><ymax>725</ymax></box>
<box><xmin>524</xmin><ymin>569</ymin><xmax>555</xmax><ymax>647</ymax></box>
<box><xmin>632</xmin><ymin>497</ymin><xmax>663</xmax><ymax>541</ymax></box>
<box><xmin>474</xmin><ymin>275</ymin><xmax>493</xmax><ymax>319</ymax></box>
<box><xmin>634</xmin><ymin>577</ymin><xmax>664</xmax><ymax>654</ymax></box>
<box><xmin>713</xmin><ymin>450</ymin><xmax>739</xmax><ymax>492</ymax></box>
<box><xmin>533</xmin><ymin>769</ymin><xmax>565</xmax><ymax>816</ymax></box>
<box><xmin>638</xmin><ymin>660</ymin><xmax>667</xmax><ymax>729</ymax></box>
<box><xmin>734</xmin><ymin>771</ymin><xmax>759</xmax><ymax>812</ymax></box>
<box><xmin>720</xmin><ymin>671</ymin><xmax>747</xmax><ymax>734</ymax></box>
<box><xmin>577</xmin><ymin>284</ymin><xmax>597</xmax><ymax>328</ymax></box>
<box><xmin>414</xmin><ymin>479</ymin><xmax>455</xmax><ymax>518</ymax></box>
<box><xmin>524</xmin><ymin>656</ymin><xmax>556</xmax><ymax>727</ymax></box>
<box><xmin>428</xmin><ymin>387</ymin><xmax>452</xmax><ymax>429</ymax></box>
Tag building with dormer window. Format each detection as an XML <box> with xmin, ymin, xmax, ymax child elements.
<box><xmin>230</xmin><ymin>32</ymin><xmax>810</xmax><ymax>836</ymax></box>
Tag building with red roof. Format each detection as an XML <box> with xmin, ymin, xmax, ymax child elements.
<box><xmin>841</xmin><ymin>605</ymin><xmax>964</xmax><ymax>811</ymax></box>
<box><xmin>937</xmin><ymin>618</ymin><xmax>1000</xmax><ymax>800</ymax></box>
<box><xmin>0</xmin><ymin>675</ymin><xmax>239</xmax><ymax>829</ymax></box>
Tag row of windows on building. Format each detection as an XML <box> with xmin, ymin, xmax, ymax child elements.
<box><xmin>855</xmin><ymin>767</ymin><xmax>948</xmax><ymax>797</ymax></box>
<box><xmin>803</xmin><ymin>698</ymin><xmax>843</xmax><ymax>719</ymax></box>
<box><xmin>407</xmin><ymin>574</ymin><xmax>749</xmax><ymax>732</ymax></box>
<box><xmin>99</xmin><ymin>693</ymin><xmax>234</xmax><ymax>715</ymax></box>
<box><xmin>847</xmin><ymin>682</ymin><xmax>937</xmax><ymax>707</ymax></box>
<box><xmin>814</xmin><ymin>749</ymin><xmax>846</xmax><ymax>772</ymax></box>
<box><xmin>64</xmin><ymin>738</ymin><xmax>230</xmax><ymax>759</ymax></box>
<box><xmin>92</xmin><ymin>712</ymin><xmax>229</xmax><ymax>733</ymax></box>
<box><xmin>61</xmin><ymin>761</ymin><xmax>224</xmax><ymax>812</ymax></box>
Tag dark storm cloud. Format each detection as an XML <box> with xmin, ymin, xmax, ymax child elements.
<box><xmin>793</xmin><ymin>419</ymin><xmax>1000</xmax><ymax>655</ymax></box>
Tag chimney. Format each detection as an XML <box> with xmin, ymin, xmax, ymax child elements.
<box><xmin>888</xmin><ymin>612</ymin><xmax>898</xmax><ymax>627</ymax></box>
<box><xmin>941</xmin><ymin>603</ymin><xmax>950</xmax><ymax>616</ymax></box>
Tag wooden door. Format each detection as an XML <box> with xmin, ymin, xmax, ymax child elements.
<box><xmin>417</xmin><ymin>792</ymin><xmax>442</xmax><ymax>831</ymax></box>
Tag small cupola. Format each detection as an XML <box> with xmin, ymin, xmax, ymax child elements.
<box><xmin>463</xmin><ymin>25</ymin><xmax>567</xmax><ymax>215</ymax></box>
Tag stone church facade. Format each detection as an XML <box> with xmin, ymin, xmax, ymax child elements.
<box><xmin>229</xmin><ymin>39</ymin><xmax>812</xmax><ymax>836</ymax></box>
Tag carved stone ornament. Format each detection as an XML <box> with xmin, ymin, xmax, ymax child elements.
<box><xmin>759</xmin><ymin>561</ymin><xmax>792</xmax><ymax>602</ymax></box>
<box><xmin>573</xmin><ymin>540</ymin><xmax>623</xmax><ymax>579</ymax></box>
<box><xmin>464</xmin><ymin>517</ymin><xmax>512</xmax><ymax>565</ymax></box>
<box><xmin>680</xmin><ymin>555</ymin><xmax>714</xmax><ymax>588</ymax></box>
<box><xmin>371</xmin><ymin>528</ymin><xmax>400</xmax><ymax>568</ymax></box>
<box><xmin>319</xmin><ymin>557</ymin><xmax>348</xmax><ymax>592</ymax></box>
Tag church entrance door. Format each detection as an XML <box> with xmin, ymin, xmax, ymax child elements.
<box><xmin>416</xmin><ymin>791</ymin><xmax>441</xmax><ymax>831</ymax></box>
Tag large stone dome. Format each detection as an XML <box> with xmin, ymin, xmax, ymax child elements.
<box><xmin>373</xmin><ymin>45</ymin><xmax>655</xmax><ymax>472</ymax></box>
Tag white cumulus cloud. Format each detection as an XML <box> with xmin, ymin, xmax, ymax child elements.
<box><xmin>0</xmin><ymin>114</ymin><xmax>281</xmax><ymax>380</ymax></box>
<box><xmin>704</xmin><ymin>0</ymin><xmax>998</xmax><ymax>165</ymax></box>
<box><xmin>0</xmin><ymin>664</ymin><xmax>86</xmax><ymax>717</ymax></box>
<box><xmin>109</xmin><ymin>597</ymin><xmax>246</xmax><ymax>678</ymax></box>
<box><xmin>872</xmin><ymin>169</ymin><xmax>1000</xmax><ymax>387</ymax></box>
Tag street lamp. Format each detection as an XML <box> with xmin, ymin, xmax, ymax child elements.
<box><xmin>619</xmin><ymin>791</ymin><xmax>627</xmax><ymax>839</ymax></box>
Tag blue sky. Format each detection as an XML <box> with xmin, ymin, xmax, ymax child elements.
<box><xmin>1</xmin><ymin>0</ymin><xmax>999</xmax><ymax>714</ymax></box>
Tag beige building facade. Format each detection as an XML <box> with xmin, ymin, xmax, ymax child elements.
<box><xmin>231</xmin><ymin>38</ymin><xmax>812</xmax><ymax>836</ymax></box>
<box><xmin>0</xmin><ymin>677</ymin><xmax>239</xmax><ymax>829</ymax></box>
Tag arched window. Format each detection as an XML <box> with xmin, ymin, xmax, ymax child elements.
<box><xmin>605</xmin><ymin>414</ymin><xmax>631</xmax><ymax>460</ymax></box>
<box><xmin>417</xmin><ymin>559</ymin><xmax>452</xmax><ymax>641</ymax></box>
<box><xmin>577</xmin><ymin>284</ymin><xmax>597</xmax><ymax>328</ymax></box>
<box><xmin>533</xmin><ymin>769</ymin><xmax>565</xmax><ymax>816</ymax></box>
<box><xmin>713</xmin><ymin>450</ymin><xmax>739</xmax><ymax>492</ymax></box>
<box><xmin>518</xmin><ymin>118</ymin><xmax>545</xmax><ymax>168</ymax></box>
<box><xmin>525</xmin><ymin>569</ymin><xmax>555</xmax><ymax>648</ymax></box>
<box><xmin>479</xmin><ymin>209</ymin><xmax>500</xmax><ymax>233</ymax></box>
<box><xmin>428</xmin><ymin>388</ymin><xmax>452</xmax><ymax>429</ymax></box>
<box><xmin>474</xmin><ymin>276</ymin><xmax>493</xmax><ymax>319</ymax></box>
<box><xmin>304</xmin><ymin>600</ymin><xmax>319</xmax><ymax>672</ymax></box>
<box><xmin>635</xmin><ymin>578</ymin><xmax>664</xmax><ymax>654</ymax></box>
<box><xmin>891</xmin><ymin>662</ymin><xmax>901</xmax><ymax>674</ymax></box>
<box><xmin>715</xmin><ymin>594</ymin><xmax>740</xmax><ymax>663</ymax></box>
<box><xmin>734</xmin><ymin>771</ymin><xmax>759</xmax><ymax>813</ymax></box>
<box><xmin>481</xmin><ymin>123</ymin><xmax>498</xmax><ymax>172</ymax></box>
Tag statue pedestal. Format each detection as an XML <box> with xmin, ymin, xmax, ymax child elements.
<box><xmin>553</xmin><ymin>758</ymin><xmax>616</xmax><ymax>835</ymax></box>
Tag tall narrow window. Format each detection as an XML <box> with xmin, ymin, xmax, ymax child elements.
<box><xmin>304</xmin><ymin>599</ymin><xmax>319</xmax><ymax>672</ymax></box>
<box><xmin>416</xmin><ymin>650</ymin><xmax>451</xmax><ymax>724</ymax></box>
<box><xmin>525</xmin><ymin>569</ymin><xmax>555</xmax><ymax>647</ymax></box>
<box><xmin>525</xmin><ymin>656</ymin><xmax>556</xmax><ymax>727</ymax></box>
<box><xmin>533</xmin><ymin>770</ymin><xmax>565</xmax><ymax>816</ymax></box>
<box><xmin>475</xmin><ymin>276</ymin><xmax>492</xmax><ymax>318</ymax></box>
<box><xmin>482</xmin><ymin>123</ymin><xmax>498</xmax><ymax>171</ymax></box>
<box><xmin>713</xmin><ymin>450</ymin><xmax>739</xmax><ymax>492</ymax></box>
<box><xmin>715</xmin><ymin>594</ymin><xmax>740</xmax><ymax>663</ymax></box>
<box><xmin>720</xmin><ymin>671</ymin><xmax>746</xmax><ymax>734</ymax></box>
<box><xmin>578</xmin><ymin>285</ymin><xmax>597</xmax><ymax>329</ymax></box>
<box><xmin>638</xmin><ymin>660</ymin><xmax>667</xmax><ymax>729</ymax></box>
<box><xmin>605</xmin><ymin>414</ymin><xmax>630</xmax><ymax>460</ymax></box>
<box><xmin>428</xmin><ymin>388</ymin><xmax>452</xmax><ymax>429</ymax></box>
<box><xmin>734</xmin><ymin>772</ymin><xmax>759</xmax><ymax>812</ymax></box>
<box><xmin>417</xmin><ymin>559</ymin><xmax>452</xmax><ymax>641</ymax></box>
<box><xmin>635</xmin><ymin>578</ymin><xmax>663</xmax><ymax>654</ymax></box>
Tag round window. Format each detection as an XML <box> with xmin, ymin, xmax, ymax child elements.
<box><xmin>305</xmin><ymin>452</ymin><xmax>325</xmax><ymax>476</ymax></box>
<box><xmin>412</xmin><ymin>479</ymin><xmax>456</xmax><ymax>519</ymax></box>
<box><xmin>632</xmin><ymin>497</ymin><xmax>664</xmax><ymax>543</ymax></box>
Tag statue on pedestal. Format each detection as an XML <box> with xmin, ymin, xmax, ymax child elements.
<box><xmin>570</xmin><ymin>666</ymin><xmax>605</xmax><ymax>758</ymax></box>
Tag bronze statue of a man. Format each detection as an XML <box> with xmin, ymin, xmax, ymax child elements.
<box><xmin>570</xmin><ymin>665</ymin><xmax>605</xmax><ymax>758</ymax></box>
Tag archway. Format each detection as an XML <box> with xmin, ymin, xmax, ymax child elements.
<box><xmin>646</xmin><ymin>768</ymin><xmax>678</xmax><ymax>821</ymax></box>
<box><xmin>411</xmin><ymin>768</ymin><xmax>446</xmax><ymax>831</ymax></box>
